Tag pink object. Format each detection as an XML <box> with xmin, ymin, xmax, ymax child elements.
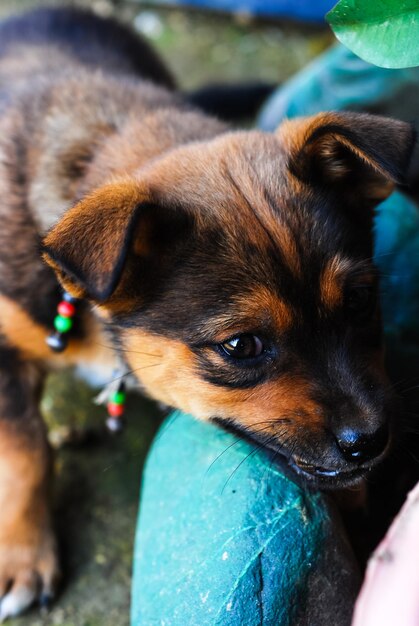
<box><xmin>352</xmin><ymin>481</ymin><xmax>419</xmax><ymax>626</ymax></box>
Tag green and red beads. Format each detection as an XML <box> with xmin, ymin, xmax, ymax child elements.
<box><xmin>106</xmin><ymin>385</ymin><xmax>126</xmax><ymax>433</ymax></box>
<box><xmin>46</xmin><ymin>291</ymin><xmax>127</xmax><ymax>432</ymax></box>
<box><xmin>46</xmin><ymin>291</ymin><xmax>78</xmax><ymax>353</ymax></box>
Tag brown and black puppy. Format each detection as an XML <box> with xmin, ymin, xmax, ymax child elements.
<box><xmin>0</xmin><ymin>5</ymin><xmax>415</xmax><ymax>620</ymax></box>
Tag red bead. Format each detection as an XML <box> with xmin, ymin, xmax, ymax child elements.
<box><xmin>107</xmin><ymin>402</ymin><xmax>124</xmax><ymax>417</ymax></box>
<box><xmin>58</xmin><ymin>301</ymin><xmax>75</xmax><ymax>317</ymax></box>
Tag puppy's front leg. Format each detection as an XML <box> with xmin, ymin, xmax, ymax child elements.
<box><xmin>0</xmin><ymin>348</ymin><xmax>59</xmax><ymax>620</ymax></box>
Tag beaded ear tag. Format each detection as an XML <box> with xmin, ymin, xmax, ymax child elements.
<box><xmin>47</xmin><ymin>291</ymin><xmax>127</xmax><ymax>433</ymax></box>
<box><xmin>46</xmin><ymin>291</ymin><xmax>78</xmax><ymax>353</ymax></box>
<box><xmin>95</xmin><ymin>377</ymin><xmax>127</xmax><ymax>433</ymax></box>
<box><xmin>105</xmin><ymin>381</ymin><xmax>126</xmax><ymax>433</ymax></box>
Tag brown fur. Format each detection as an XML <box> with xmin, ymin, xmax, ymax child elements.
<box><xmin>120</xmin><ymin>329</ymin><xmax>324</xmax><ymax>445</ymax></box>
<box><xmin>278</xmin><ymin>113</ymin><xmax>404</xmax><ymax>199</ymax></box>
<box><xmin>0</xmin><ymin>294</ymin><xmax>116</xmax><ymax>368</ymax></box>
<box><xmin>0</xmin><ymin>419</ymin><xmax>57</xmax><ymax>589</ymax></box>
<box><xmin>320</xmin><ymin>256</ymin><xmax>352</xmax><ymax>310</ymax></box>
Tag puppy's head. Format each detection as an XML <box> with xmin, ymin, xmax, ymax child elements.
<box><xmin>43</xmin><ymin>112</ymin><xmax>415</xmax><ymax>487</ymax></box>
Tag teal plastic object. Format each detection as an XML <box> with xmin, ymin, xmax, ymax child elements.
<box><xmin>131</xmin><ymin>412</ymin><xmax>359</xmax><ymax>626</ymax></box>
<box><xmin>258</xmin><ymin>44</ymin><xmax>419</xmax><ymax>136</ymax></box>
<box><xmin>374</xmin><ymin>192</ymin><xmax>419</xmax><ymax>384</ymax></box>
<box><xmin>375</xmin><ymin>192</ymin><xmax>419</xmax><ymax>342</ymax></box>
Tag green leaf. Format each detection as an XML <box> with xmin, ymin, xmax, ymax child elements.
<box><xmin>326</xmin><ymin>0</ymin><xmax>419</xmax><ymax>69</ymax></box>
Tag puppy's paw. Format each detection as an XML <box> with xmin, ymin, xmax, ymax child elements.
<box><xmin>0</xmin><ymin>525</ymin><xmax>60</xmax><ymax>621</ymax></box>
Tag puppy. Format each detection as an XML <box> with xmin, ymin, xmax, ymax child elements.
<box><xmin>0</xmin><ymin>5</ymin><xmax>415</xmax><ymax>619</ymax></box>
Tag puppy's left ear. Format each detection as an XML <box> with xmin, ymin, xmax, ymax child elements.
<box><xmin>278</xmin><ymin>112</ymin><xmax>416</xmax><ymax>207</ymax></box>
<box><xmin>43</xmin><ymin>179</ymin><xmax>191</xmax><ymax>302</ymax></box>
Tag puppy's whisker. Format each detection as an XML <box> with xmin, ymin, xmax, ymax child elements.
<box><xmin>258</xmin><ymin>431</ymin><xmax>296</xmax><ymax>482</ymax></box>
<box><xmin>205</xmin><ymin>438</ymin><xmax>243</xmax><ymax>475</ymax></box>
<box><xmin>397</xmin><ymin>444</ymin><xmax>419</xmax><ymax>465</ymax></box>
<box><xmin>106</xmin><ymin>361</ymin><xmax>163</xmax><ymax>385</ymax></box>
<box><xmin>220</xmin><ymin>435</ymin><xmax>278</xmax><ymax>496</ymax></box>
<box><xmin>151</xmin><ymin>411</ymin><xmax>183</xmax><ymax>446</ymax></box>
<box><xmin>261</xmin><ymin>448</ymin><xmax>280</xmax><ymax>483</ymax></box>
<box><xmin>205</xmin><ymin>419</ymin><xmax>290</xmax><ymax>475</ymax></box>
<box><xmin>93</xmin><ymin>341</ymin><xmax>162</xmax><ymax>358</ymax></box>
<box><xmin>389</xmin><ymin>376</ymin><xmax>419</xmax><ymax>391</ymax></box>
<box><xmin>399</xmin><ymin>383</ymin><xmax>419</xmax><ymax>395</ymax></box>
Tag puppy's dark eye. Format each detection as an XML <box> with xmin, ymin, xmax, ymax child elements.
<box><xmin>220</xmin><ymin>334</ymin><xmax>264</xmax><ymax>359</ymax></box>
<box><xmin>346</xmin><ymin>285</ymin><xmax>375</xmax><ymax>316</ymax></box>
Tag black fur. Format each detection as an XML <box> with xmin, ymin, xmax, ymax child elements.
<box><xmin>0</xmin><ymin>7</ymin><xmax>175</xmax><ymax>88</ymax></box>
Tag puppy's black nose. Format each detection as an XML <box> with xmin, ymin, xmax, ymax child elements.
<box><xmin>335</xmin><ymin>424</ymin><xmax>389</xmax><ymax>463</ymax></box>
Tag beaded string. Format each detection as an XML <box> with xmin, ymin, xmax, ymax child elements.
<box><xmin>46</xmin><ymin>291</ymin><xmax>78</xmax><ymax>353</ymax></box>
<box><xmin>47</xmin><ymin>291</ymin><xmax>127</xmax><ymax>433</ymax></box>
<box><xmin>94</xmin><ymin>375</ymin><xmax>127</xmax><ymax>433</ymax></box>
<box><xmin>106</xmin><ymin>381</ymin><xmax>126</xmax><ymax>433</ymax></box>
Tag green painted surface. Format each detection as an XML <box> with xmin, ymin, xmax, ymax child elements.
<box><xmin>132</xmin><ymin>412</ymin><xmax>328</xmax><ymax>626</ymax></box>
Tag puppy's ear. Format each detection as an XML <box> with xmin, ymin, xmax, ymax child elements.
<box><xmin>43</xmin><ymin>180</ymin><xmax>190</xmax><ymax>302</ymax></box>
<box><xmin>278</xmin><ymin>112</ymin><xmax>416</xmax><ymax>207</ymax></box>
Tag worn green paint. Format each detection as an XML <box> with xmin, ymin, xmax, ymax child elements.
<box><xmin>327</xmin><ymin>0</ymin><xmax>419</xmax><ymax>68</ymax></box>
<box><xmin>132</xmin><ymin>412</ymin><xmax>329</xmax><ymax>626</ymax></box>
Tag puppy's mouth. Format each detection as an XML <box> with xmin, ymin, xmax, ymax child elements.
<box><xmin>287</xmin><ymin>455</ymin><xmax>370</xmax><ymax>488</ymax></box>
<box><xmin>212</xmin><ymin>417</ymin><xmax>385</xmax><ymax>489</ymax></box>
<box><xmin>259</xmin><ymin>437</ymin><xmax>380</xmax><ymax>488</ymax></box>
<box><xmin>286</xmin><ymin>434</ymin><xmax>391</xmax><ymax>488</ymax></box>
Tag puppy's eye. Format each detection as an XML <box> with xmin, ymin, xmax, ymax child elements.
<box><xmin>346</xmin><ymin>285</ymin><xmax>375</xmax><ymax>316</ymax></box>
<box><xmin>220</xmin><ymin>334</ymin><xmax>264</xmax><ymax>359</ymax></box>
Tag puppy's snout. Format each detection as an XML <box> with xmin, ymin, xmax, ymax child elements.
<box><xmin>334</xmin><ymin>423</ymin><xmax>389</xmax><ymax>463</ymax></box>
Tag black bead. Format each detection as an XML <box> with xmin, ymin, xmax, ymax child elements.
<box><xmin>46</xmin><ymin>332</ymin><xmax>68</xmax><ymax>353</ymax></box>
<box><xmin>39</xmin><ymin>593</ymin><xmax>53</xmax><ymax>610</ymax></box>
<box><xmin>106</xmin><ymin>416</ymin><xmax>124</xmax><ymax>433</ymax></box>
<box><xmin>63</xmin><ymin>291</ymin><xmax>78</xmax><ymax>304</ymax></box>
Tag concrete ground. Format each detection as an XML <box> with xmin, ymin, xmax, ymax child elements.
<box><xmin>0</xmin><ymin>1</ymin><xmax>332</xmax><ymax>624</ymax></box>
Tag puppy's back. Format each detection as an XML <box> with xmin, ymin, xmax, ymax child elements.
<box><xmin>0</xmin><ymin>6</ymin><xmax>175</xmax><ymax>88</ymax></box>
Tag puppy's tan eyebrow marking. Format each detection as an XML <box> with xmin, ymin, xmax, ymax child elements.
<box><xmin>193</xmin><ymin>287</ymin><xmax>295</xmax><ymax>343</ymax></box>
<box><xmin>320</xmin><ymin>255</ymin><xmax>353</xmax><ymax>310</ymax></box>
<box><xmin>252</xmin><ymin>287</ymin><xmax>295</xmax><ymax>331</ymax></box>
<box><xmin>270</xmin><ymin>220</ymin><xmax>301</xmax><ymax>278</ymax></box>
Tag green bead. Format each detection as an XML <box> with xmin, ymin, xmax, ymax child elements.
<box><xmin>111</xmin><ymin>390</ymin><xmax>126</xmax><ymax>405</ymax></box>
<box><xmin>54</xmin><ymin>314</ymin><xmax>73</xmax><ymax>333</ymax></box>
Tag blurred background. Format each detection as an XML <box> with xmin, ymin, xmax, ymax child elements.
<box><xmin>0</xmin><ymin>1</ymin><xmax>334</xmax><ymax>624</ymax></box>
<box><xmin>0</xmin><ymin>0</ymin><xmax>333</xmax><ymax>90</ymax></box>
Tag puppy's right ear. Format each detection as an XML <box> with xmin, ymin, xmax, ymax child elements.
<box><xmin>42</xmin><ymin>180</ymin><xmax>191</xmax><ymax>302</ymax></box>
<box><xmin>278</xmin><ymin>112</ymin><xmax>416</xmax><ymax>209</ymax></box>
